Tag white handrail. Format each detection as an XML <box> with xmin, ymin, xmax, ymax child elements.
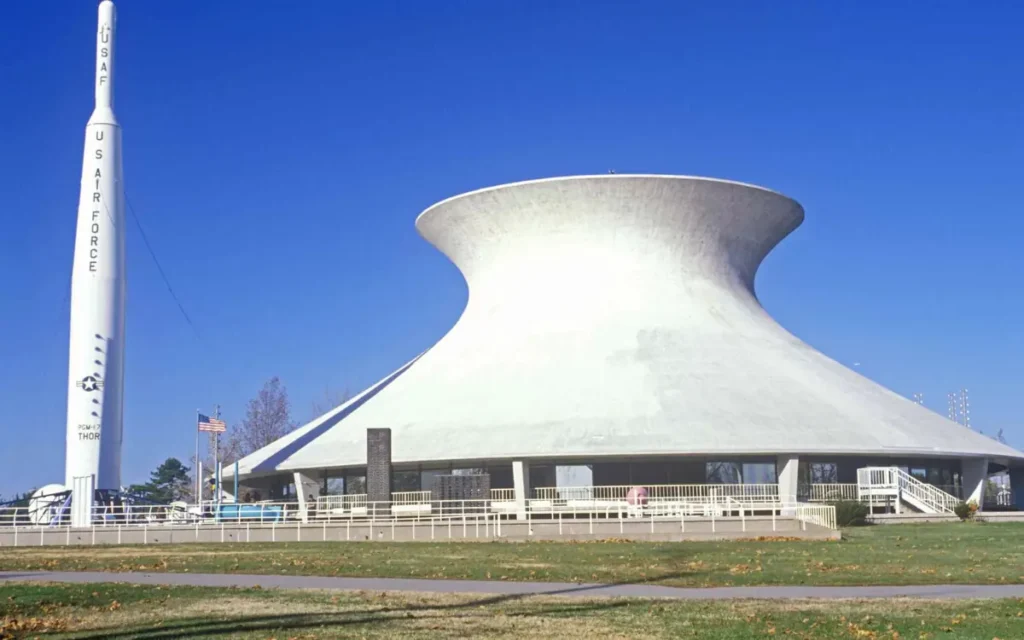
<box><xmin>795</xmin><ymin>504</ymin><xmax>837</xmax><ymax>530</ymax></box>
<box><xmin>893</xmin><ymin>468</ymin><xmax>958</xmax><ymax>514</ymax></box>
<box><xmin>857</xmin><ymin>467</ymin><xmax>959</xmax><ymax>514</ymax></box>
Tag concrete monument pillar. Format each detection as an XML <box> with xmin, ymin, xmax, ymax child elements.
<box><xmin>367</xmin><ymin>428</ymin><xmax>392</xmax><ymax>518</ymax></box>
<box><xmin>513</xmin><ymin>460</ymin><xmax>531</xmax><ymax>521</ymax></box>
<box><xmin>293</xmin><ymin>471</ymin><xmax>320</xmax><ymax>523</ymax></box>
<box><xmin>961</xmin><ymin>457</ymin><xmax>989</xmax><ymax>510</ymax></box>
<box><xmin>777</xmin><ymin>455</ymin><xmax>800</xmax><ymax>515</ymax></box>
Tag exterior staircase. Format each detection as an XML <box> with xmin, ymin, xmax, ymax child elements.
<box><xmin>857</xmin><ymin>467</ymin><xmax>960</xmax><ymax>514</ymax></box>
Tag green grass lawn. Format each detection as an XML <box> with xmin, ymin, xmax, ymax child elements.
<box><xmin>2</xmin><ymin>582</ymin><xmax>1023</xmax><ymax>639</ymax></box>
<box><xmin>1</xmin><ymin>522</ymin><xmax>1022</xmax><ymax>588</ymax></box>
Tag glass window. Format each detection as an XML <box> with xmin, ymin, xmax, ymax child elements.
<box><xmin>556</xmin><ymin>465</ymin><xmax>593</xmax><ymax>487</ymax></box>
<box><xmin>706</xmin><ymin>462</ymin><xmax>741</xmax><ymax>484</ymax></box>
<box><xmin>797</xmin><ymin>461</ymin><xmax>811</xmax><ymax>487</ymax></box>
<box><xmin>556</xmin><ymin>465</ymin><xmax>594</xmax><ymax>499</ymax></box>
<box><xmin>530</xmin><ymin>466</ymin><xmax>557</xmax><ymax>488</ymax></box>
<box><xmin>420</xmin><ymin>470</ymin><xmax>445</xmax><ymax>494</ymax></box>
<box><xmin>324</xmin><ymin>477</ymin><xmax>345</xmax><ymax>496</ymax></box>
<box><xmin>344</xmin><ymin>474</ymin><xmax>366</xmax><ymax>495</ymax></box>
<box><xmin>392</xmin><ymin>471</ymin><xmax>420</xmax><ymax>492</ymax></box>
<box><xmin>274</xmin><ymin>481</ymin><xmax>296</xmax><ymax>500</ymax></box>
<box><xmin>742</xmin><ymin>463</ymin><xmax>777</xmax><ymax>484</ymax></box>
<box><xmin>452</xmin><ymin>468</ymin><xmax>486</xmax><ymax>476</ymax></box>
<box><xmin>809</xmin><ymin>463</ymin><xmax>838</xmax><ymax>484</ymax></box>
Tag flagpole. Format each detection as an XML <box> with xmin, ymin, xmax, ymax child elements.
<box><xmin>194</xmin><ymin>409</ymin><xmax>200</xmax><ymax>503</ymax></box>
<box><xmin>213</xmin><ymin>404</ymin><xmax>221</xmax><ymax>503</ymax></box>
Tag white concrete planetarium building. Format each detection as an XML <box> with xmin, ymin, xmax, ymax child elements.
<box><xmin>229</xmin><ymin>175</ymin><xmax>1024</xmax><ymax>507</ymax></box>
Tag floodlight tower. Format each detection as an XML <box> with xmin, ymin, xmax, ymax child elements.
<box><xmin>959</xmin><ymin>388</ymin><xmax>971</xmax><ymax>430</ymax></box>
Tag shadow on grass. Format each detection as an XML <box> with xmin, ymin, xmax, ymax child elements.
<box><xmin>68</xmin><ymin>573</ymin><xmax>686</xmax><ymax>639</ymax></box>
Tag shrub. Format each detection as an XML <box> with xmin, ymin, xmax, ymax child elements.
<box><xmin>953</xmin><ymin>500</ymin><xmax>979</xmax><ymax>521</ymax></box>
<box><xmin>829</xmin><ymin>500</ymin><xmax>869</xmax><ymax>527</ymax></box>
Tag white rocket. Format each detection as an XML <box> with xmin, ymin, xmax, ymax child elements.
<box><xmin>65</xmin><ymin>0</ymin><xmax>125</xmax><ymax>491</ymax></box>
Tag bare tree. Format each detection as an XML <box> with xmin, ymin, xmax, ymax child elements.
<box><xmin>310</xmin><ymin>386</ymin><xmax>352</xmax><ymax>420</ymax></box>
<box><xmin>230</xmin><ymin>376</ymin><xmax>296</xmax><ymax>458</ymax></box>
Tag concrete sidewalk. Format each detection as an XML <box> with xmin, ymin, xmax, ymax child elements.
<box><xmin>2</xmin><ymin>571</ymin><xmax>1023</xmax><ymax>600</ymax></box>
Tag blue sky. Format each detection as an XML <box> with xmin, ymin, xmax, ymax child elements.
<box><xmin>1</xmin><ymin>1</ymin><xmax>1021</xmax><ymax>497</ymax></box>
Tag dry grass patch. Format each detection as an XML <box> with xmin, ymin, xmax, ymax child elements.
<box><xmin>3</xmin><ymin>583</ymin><xmax>1024</xmax><ymax>639</ymax></box>
<box><xmin>4</xmin><ymin>523</ymin><xmax>1024</xmax><ymax>589</ymax></box>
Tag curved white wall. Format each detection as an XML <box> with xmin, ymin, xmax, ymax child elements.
<box><xmin>235</xmin><ymin>175</ymin><xmax>1023</xmax><ymax>478</ymax></box>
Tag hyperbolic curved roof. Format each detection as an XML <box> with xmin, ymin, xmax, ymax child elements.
<box><xmin>232</xmin><ymin>175</ymin><xmax>1023</xmax><ymax>478</ymax></box>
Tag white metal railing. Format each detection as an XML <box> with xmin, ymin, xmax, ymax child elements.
<box><xmin>0</xmin><ymin>494</ymin><xmax>841</xmax><ymax>531</ymax></box>
<box><xmin>316</xmin><ymin>494</ymin><xmax>368</xmax><ymax>513</ymax></box>
<box><xmin>894</xmin><ymin>469</ymin><xmax>959</xmax><ymax>514</ymax></box>
<box><xmin>857</xmin><ymin>467</ymin><xmax>898</xmax><ymax>495</ymax></box>
<box><xmin>857</xmin><ymin>467</ymin><xmax>959</xmax><ymax>514</ymax></box>
<box><xmin>807</xmin><ymin>484</ymin><xmax>858</xmax><ymax>502</ymax></box>
<box><xmin>532</xmin><ymin>484</ymin><xmax>780</xmax><ymax>504</ymax></box>
<box><xmin>795</xmin><ymin>504</ymin><xmax>837</xmax><ymax>531</ymax></box>
<box><xmin>489</xmin><ymin>488</ymin><xmax>516</xmax><ymax>501</ymax></box>
<box><xmin>390</xmin><ymin>491</ymin><xmax>433</xmax><ymax>505</ymax></box>
<box><xmin>990</xmin><ymin>487</ymin><xmax>1014</xmax><ymax>507</ymax></box>
<box><xmin>2</xmin><ymin>484</ymin><xmax>794</xmax><ymax>528</ymax></box>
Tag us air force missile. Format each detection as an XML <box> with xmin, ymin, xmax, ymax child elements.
<box><xmin>65</xmin><ymin>0</ymin><xmax>125</xmax><ymax>490</ymax></box>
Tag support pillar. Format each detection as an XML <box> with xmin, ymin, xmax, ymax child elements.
<box><xmin>513</xmin><ymin>460</ymin><xmax>531</xmax><ymax>521</ymax></box>
<box><xmin>366</xmin><ymin>428</ymin><xmax>392</xmax><ymax>519</ymax></box>
<box><xmin>776</xmin><ymin>455</ymin><xmax>799</xmax><ymax>515</ymax></box>
<box><xmin>1010</xmin><ymin>467</ymin><xmax>1024</xmax><ymax>510</ymax></box>
<box><xmin>71</xmin><ymin>475</ymin><xmax>95</xmax><ymax>529</ymax></box>
<box><xmin>293</xmin><ymin>472</ymin><xmax>320</xmax><ymax>523</ymax></box>
<box><xmin>961</xmin><ymin>457</ymin><xmax>989</xmax><ymax>510</ymax></box>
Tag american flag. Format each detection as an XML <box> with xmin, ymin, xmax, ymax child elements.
<box><xmin>198</xmin><ymin>413</ymin><xmax>226</xmax><ymax>433</ymax></box>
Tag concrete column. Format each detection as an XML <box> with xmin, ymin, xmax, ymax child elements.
<box><xmin>777</xmin><ymin>455</ymin><xmax>799</xmax><ymax>513</ymax></box>
<box><xmin>293</xmin><ymin>471</ymin><xmax>320</xmax><ymax>523</ymax></box>
<box><xmin>961</xmin><ymin>457</ymin><xmax>989</xmax><ymax>510</ymax></box>
<box><xmin>70</xmin><ymin>474</ymin><xmax>95</xmax><ymax>529</ymax></box>
<box><xmin>366</xmin><ymin>428</ymin><xmax>393</xmax><ymax>519</ymax></box>
<box><xmin>513</xmin><ymin>460</ymin><xmax>531</xmax><ymax>521</ymax></box>
<box><xmin>1010</xmin><ymin>467</ymin><xmax>1024</xmax><ymax>510</ymax></box>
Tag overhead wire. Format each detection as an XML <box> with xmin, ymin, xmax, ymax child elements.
<box><xmin>121</xmin><ymin>192</ymin><xmax>201</xmax><ymax>340</ymax></box>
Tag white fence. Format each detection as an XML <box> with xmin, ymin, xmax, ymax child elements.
<box><xmin>795</xmin><ymin>504</ymin><xmax>837</xmax><ymax>531</ymax></box>
<box><xmin>532</xmin><ymin>483</ymin><xmax>781</xmax><ymax>504</ymax></box>
<box><xmin>806</xmin><ymin>483</ymin><xmax>858</xmax><ymax>502</ymax></box>
<box><xmin>0</xmin><ymin>494</ymin><xmax>838</xmax><ymax>533</ymax></box>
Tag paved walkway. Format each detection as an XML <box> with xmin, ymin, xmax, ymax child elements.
<box><xmin>3</xmin><ymin>571</ymin><xmax>1024</xmax><ymax>600</ymax></box>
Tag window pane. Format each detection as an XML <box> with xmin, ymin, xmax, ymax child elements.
<box><xmin>706</xmin><ymin>462</ymin><xmax>741</xmax><ymax>484</ymax></box>
<box><xmin>556</xmin><ymin>465</ymin><xmax>594</xmax><ymax>499</ymax></box>
<box><xmin>392</xmin><ymin>471</ymin><xmax>420</xmax><ymax>492</ymax></box>
<box><xmin>810</xmin><ymin>463</ymin><xmax>838</xmax><ymax>484</ymax></box>
<box><xmin>277</xmin><ymin>482</ymin><xmax>295</xmax><ymax>499</ymax></box>
<box><xmin>742</xmin><ymin>463</ymin><xmax>777</xmax><ymax>484</ymax></box>
<box><xmin>324</xmin><ymin>477</ymin><xmax>345</xmax><ymax>496</ymax></box>
<box><xmin>556</xmin><ymin>465</ymin><xmax>593</xmax><ymax>487</ymax></box>
<box><xmin>452</xmin><ymin>468</ymin><xmax>486</xmax><ymax>476</ymax></box>
<box><xmin>345</xmin><ymin>475</ymin><xmax>366</xmax><ymax>495</ymax></box>
<box><xmin>420</xmin><ymin>470</ymin><xmax>445</xmax><ymax>494</ymax></box>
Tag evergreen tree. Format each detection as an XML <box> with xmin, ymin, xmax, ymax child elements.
<box><xmin>131</xmin><ymin>458</ymin><xmax>191</xmax><ymax>503</ymax></box>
